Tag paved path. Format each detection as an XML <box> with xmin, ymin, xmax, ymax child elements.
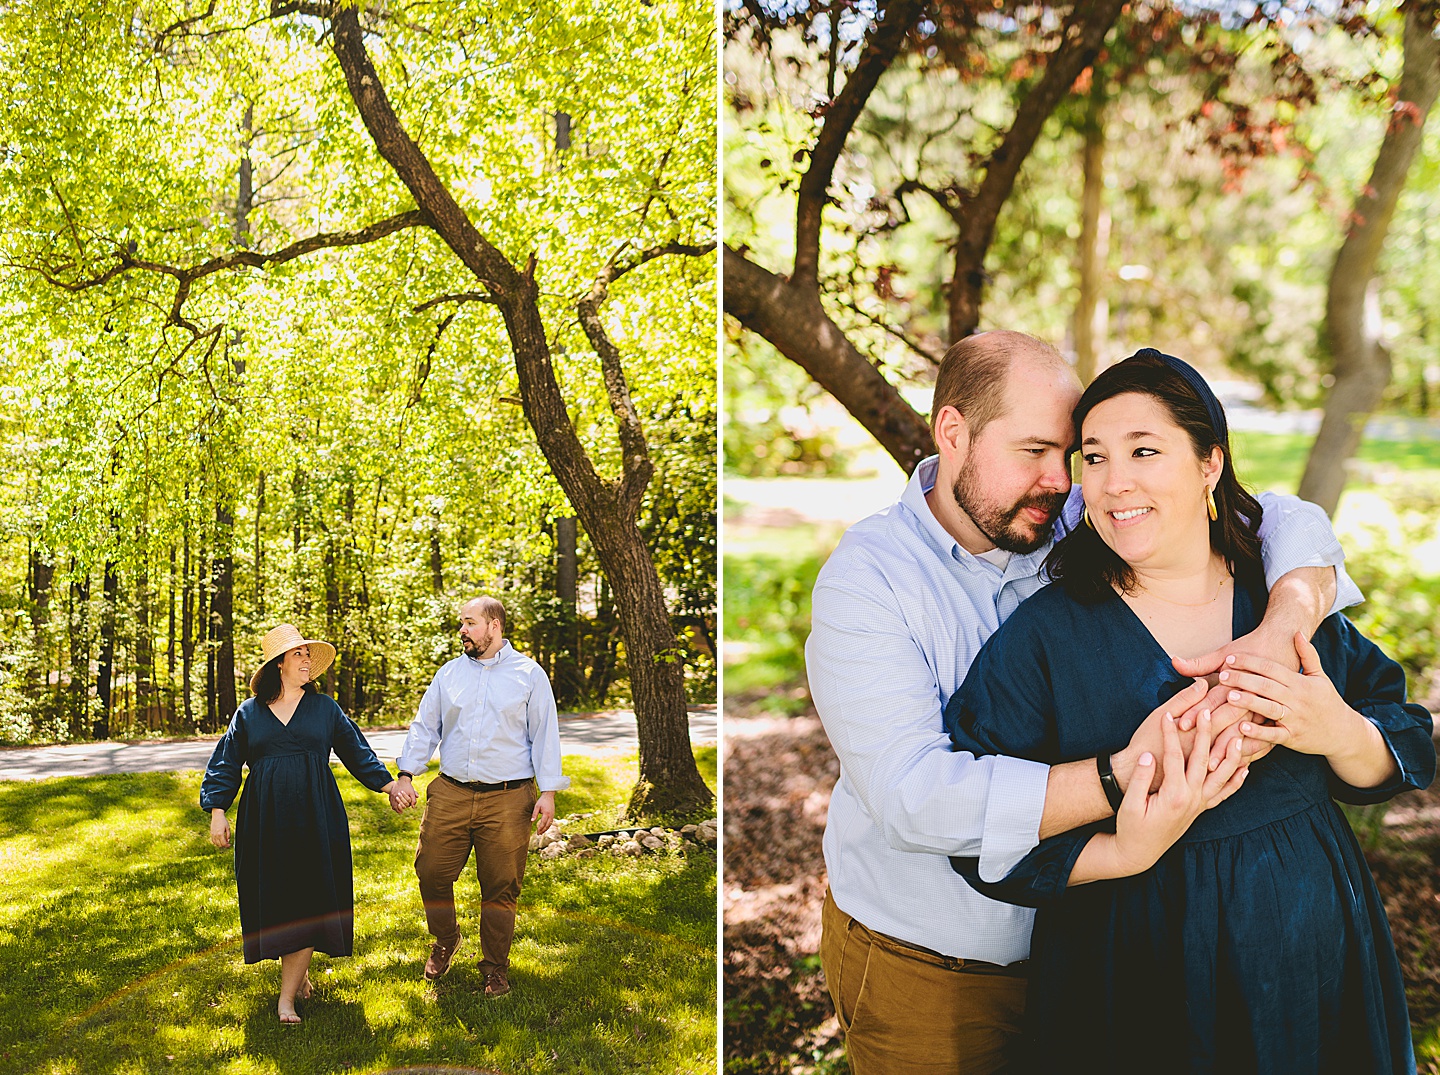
<box><xmin>0</xmin><ymin>708</ymin><xmax>717</xmax><ymax>782</ymax></box>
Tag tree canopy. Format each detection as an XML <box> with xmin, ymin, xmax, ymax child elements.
<box><xmin>724</xmin><ymin>0</ymin><xmax>1440</xmax><ymax>492</ymax></box>
<box><xmin>0</xmin><ymin>0</ymin><xmax>717</xmax><ymax>811</ymax></box>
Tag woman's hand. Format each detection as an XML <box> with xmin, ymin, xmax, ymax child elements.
<box><xmin>1110</xmin><ymin>711</ymin><xmax>1249</xmax><ymax>875</ymax></box>
<box><xmin>387</xmin><ymin>775</ymin><xmax>419</xmax><ymax>813</ymax></box>
<box><xmin>1223</xmin><ymin>633</ymin><xmax>1358</xmax><ymax>758</ymax></box>
<box><xmin>209</xmin><ymin>809</ymin><xmax>231</xmax><ymax>849</ymax></box>
<box><xmin>1226</xmin><ymin>632</ymin><xmax>1399</xmax><ymax>788</ymax></box>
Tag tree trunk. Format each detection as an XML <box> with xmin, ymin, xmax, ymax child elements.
<box><xmin>168</xmin><ymin>545</ymin><xmax>178</xmax><ymax>733</ymax></box>
<box><xmin>136</xmin><ymin>549</ymin><xmax>155</xmax><ymax>731</ymax></box>
<box><xmin>429</xmin><ymin>523</ymin><xmax>444</xmax><ymax>596</ymax></box>
<box><xmin>94</xmin><ymin>559</ymin><xmax>117</xmax><ymax>740</ymax></box>
<box><xmin>1298</xmin><ymin>7</ymin><xmax>1440</xmax><ymax>514</ymax></box>
<box><xmin>330</xmin><ymin>9</ymin><xmax>711</xmax><ymax>814</ymax></box>
<box><xmin>211</xmin><ymin>502</ymin><xmax>237</xmax><ymax>729</ymax></box>
<box><xmin>324</xmin><ymin>538</ymin><xmax>341</xmax><ymax>702</ymax></box>
<box><xmin>28</xmin><ymin>546</ymin><xmax>54</xmax><ymax>696</ymax></box>
<box><xmin>1074</xmin><ymin>80</ymin><xmax>1110</xmax><ymax>386</ymax></box>
<box><xmin>182</xmin><ymin>525</ymin><xmax>195</xmax><ymax>729</ymax></box>
<box><xmin>553</xmin><ymin>515</ymin><xmax>582</xmax><ymax>708</ymax></box>
<box><xmin>67</xmin><ymin>566</ymin><xmax>90</xmax><ymax>740</ymax></box>
<box><xmin>254</xmin><ymin>470</ymin><xmax>265</xmax><ymax>621</ymax></box>
<box><xmin>724</xmin><ymin>248</ymin><xmax>933</xmax><ymax>474</ymax></box>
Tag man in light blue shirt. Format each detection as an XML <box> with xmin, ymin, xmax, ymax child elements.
<box><xmin>391</xmin><ymin>596</ymin><xmax>570</xmax><ymax>996</ymax></box>
<box><xmin>808</xmin><ymin>331</ymin><xmax>1358</xmax><ymax>1073</ymax></box>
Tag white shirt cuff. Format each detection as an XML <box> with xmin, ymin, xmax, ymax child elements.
<box><xmin>977</xmin><ymin>754</ymin><xmax>1049</xmax><ymax>882</ymax></box>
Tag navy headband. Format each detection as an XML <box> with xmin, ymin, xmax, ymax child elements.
<box><xmin>1130</xmin><ymin>347</ymin><xmax>1228</xmax><ymax>444</ymax></box>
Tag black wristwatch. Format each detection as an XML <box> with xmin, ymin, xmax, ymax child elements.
<box><xmin>1096</xmin><ymin>753</ymin><xmax>1124</xmax><ymax>813</ymax></box>
<box><xmin>398</xmin><ymin>770</ymin><xmax>415</xmax><ymax>781</ymax></box>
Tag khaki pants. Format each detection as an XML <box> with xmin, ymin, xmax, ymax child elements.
<box><xmin>820</xmin><ymin>889</ymin><xmax>1028</xmax><ymax>1074</ymax></box>
<box><xmin>414</xmin><ymin>775</ymin><xmax>536</xmax><ymax>972</ymax></box>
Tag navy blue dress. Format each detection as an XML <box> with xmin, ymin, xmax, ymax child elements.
<box><xmin>943</xmin><ymin>578</ymin><xmax>1433</xmax><ymax>1075</ymax></box>
<box><xmin>200</xmin><ymin>693</ymin><xmax>393</xmax><ymax>963</ymax></box>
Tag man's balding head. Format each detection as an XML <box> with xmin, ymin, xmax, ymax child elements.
<box><xmin>930</xmin><ymin>331</ymin><xmax>1071</xmax><ymax>443</ymax></box>
<box><xmin>462</xmin><ymin>596</ymin><xmax>507</xmax><ymax>632</ymax></box>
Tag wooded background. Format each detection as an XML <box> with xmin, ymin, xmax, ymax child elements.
<box><xmin>0</xmin><ymin>0</ymin><xmax>717</xmax><ymax>806</ymax></box>
<box><xmin>725</xmin><ymin>0</ymin><xmax>1440</xmax><ymax>498</ymax></box>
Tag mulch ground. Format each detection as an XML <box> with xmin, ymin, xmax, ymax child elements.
<box><xmin>723</xmin><ymin>690</ymin><xmax>1440</xmax><ymax>1075</ymax></box>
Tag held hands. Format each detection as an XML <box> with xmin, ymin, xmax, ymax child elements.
<box><xmin>1172</xmin><ymin>620</ymin><xmax>1305</xmax><ymax>765</ymax></box>
<box><xmin>209</xmin><ymin>809</ymin><xmax>231</xmax><ymax>849</ymax></box>
<box><xmin>1110</xmin><ymin>711</ymin><xmax>1248</xmax><ymax>876</ymax></box>
<box><xmin>532</xmin><ymin>790</ymin><xmax>555</xmax><ymax>835</ymax></box>
<box><xmin>1112</xmin><ymin>678</ymin><xmax>1208</xmax><ymax>793</ymax></box>
<box><xmin>1223</xmin><ymin>632</ymin><xmax>1359</xmax><ymax>758</ymax></box>
<box><xmin>387</xmin><ymin>776</ymin><xmax>419</xmax><ymax>814</ymax></box>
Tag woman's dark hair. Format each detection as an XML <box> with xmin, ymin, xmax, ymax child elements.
<box><xmin>253</xmin><ymin>657</ymin><xmax>321</xmax><ymax>706</ymax></box>
<box><xmin>1043</xmin><ymin>350</ymin><xmax>1264</xmax><ymax>603</ymax></box>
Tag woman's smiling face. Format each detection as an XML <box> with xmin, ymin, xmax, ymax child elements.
<box><xmin>1079</xmin><ymin>391</ymin><xmax>1222</xmax><ymax>572</ymax></box>
<box><xmin>278</xmin><ymin>645</ymin><xmax>313</xmax><ymax>688</ymax></box>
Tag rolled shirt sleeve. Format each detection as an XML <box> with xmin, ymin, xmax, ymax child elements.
<box><xmin>1255</xmin><ymin>491</ymin><xmax>1362</xmax><ymax>614</ymax></box>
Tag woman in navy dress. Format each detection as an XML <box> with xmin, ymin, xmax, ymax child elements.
<box><xmin>202</xmin><ymin>623</ymin><xmax>398</xmax><ymax>1024</ymax></box>
<box><xmin>944</xmin><ymin>349</ymin><xmax>1433</xmax><ymax>1073</ymax></box>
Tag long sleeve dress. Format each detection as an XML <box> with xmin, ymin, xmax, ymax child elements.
<box><xmin>200</xmin><ymin>692</ymin><xmax>394</xmax><ymax>963</ymax></box>
<box><xmin>943</xmin><ymin>577</ymin><xmax>1434</xmax><ymax>1075</ymax></box>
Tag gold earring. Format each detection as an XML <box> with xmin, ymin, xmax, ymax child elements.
<box><xmin>1206</xmin><ymin>487</ymin><xmax>1218</xmax><ymax>522</ymax></box>
<box><xmin>1083</xmin><ymin>506</ymin><xmax>1095</xmax><ymax>530</ymax></box>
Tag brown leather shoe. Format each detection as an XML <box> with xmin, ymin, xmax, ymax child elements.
<box><xmin>483</xmin><ymin>969</ymin><xmax>510</xmax><ymax>997</ymax></box>
<box><xmin>424</xmin><ymin>934</ymin><xmax>460</xmax><ymax>981</ymax></box>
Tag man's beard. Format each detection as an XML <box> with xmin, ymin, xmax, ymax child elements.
<box><xmin>952</xmin><ymin>465</ymin><xmax>1066</xmax><ymax>554</ymax></box>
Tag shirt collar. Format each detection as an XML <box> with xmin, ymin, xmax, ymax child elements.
<box><xmin>900</xmin><ymin>454</ymin><xmax>1052</xmax><ymax>577</ymax></box>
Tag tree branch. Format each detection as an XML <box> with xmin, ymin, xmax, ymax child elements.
<box><xmin>13</xmin><ymin>210</ymin><xmax>427</xmax><ymax>333</ymax></box>
<box><xmin>794</xmin><ymin>0</ymin><xmax>926</xmax><ymax>285</ymax></box>
<box><xmin>330</xmin><ymin>7</ymin><xmax>521</xmax><ymax>295</ymax></box>
<box><xmin>576</xmin><ymin>294</ymin><xmax>654</xmax><ymax>516</ymax></box>
<box><xmin>948</xmin><ymin>0</ymin><xmax>1125</xmax><ymax>339</ymax></box>
<box><xmin>831</xmin><ymin>290</ymin><xmax>943</xmax><ymax>366</ymax></box>
<box><xmin>599</xmin><ymin>240</ymin><xmax>717</xmax><ymax>291</ymax></box>
<box><xmin>412</xmin><ymin>290</ymin><xmax>499</xmax><ymax>312</ymax></box>
<box><xmin>724</xmin><ymin>244</ymin><xmax>932</xmax><ymax>472</ymax></box>
<box><xmin>572</xmin><ymin>242</ymin><xmax>715</xmax><ymax>513</ymax></box>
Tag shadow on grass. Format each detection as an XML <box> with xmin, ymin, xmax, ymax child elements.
<box><xmin>1</xmin><ymin>769</ymin><xmax>715</xmax><ymax>1075</ymax></box>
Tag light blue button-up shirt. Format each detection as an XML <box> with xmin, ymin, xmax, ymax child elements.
<box><xmin>806</xmin><ymin>455</ymin><xmax>1359</xmax><ymax>964</ymax></box>
<box><xmin>397</xmin><ymin>640</ymin><xmax>570</xmax><ymax>792</ymax></box>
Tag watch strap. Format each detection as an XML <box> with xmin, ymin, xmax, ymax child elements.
<box><xmin>1096</xmin><ymin>753</ymin><xmax>1124</xmax><ymax>813</ymax></box>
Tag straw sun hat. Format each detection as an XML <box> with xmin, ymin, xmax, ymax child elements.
<box><xmin>248</xmin><ymin>624</ymin><xmax>337</xmax><ymax>694</ymax></box>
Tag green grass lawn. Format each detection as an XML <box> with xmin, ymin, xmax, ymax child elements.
<box><xmin>1230</xmin><ymin>429</ymin><xmax>1440</xmax><ymax>494</ymax></box>
<box><xmin>0</xmin><ymin>747</ymin><xmax>717</xmax><ymax>1075</ymax></box>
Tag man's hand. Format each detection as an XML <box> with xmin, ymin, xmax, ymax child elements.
<box><xmin>1111</xmin><ymin>678</ymin><xmax>1209</xmax><ymax>792</ymax></box>
<box><xmin>209</xmin><ymin>809</ymin><xmax>231</xmax><ymax>849</ymax></box>
<box><xmin>1228</xmin><ymin>632</ymin><xmax>1399</xmax><ymax>788</ymax></box>
<box><xmin>532</xmin><ymin>790</ymin><xmax>556</xmax><ymax>834</ymax></box>
<box><xmin>388</xmin><ymin>775</ymin><xmax>419</xmax><ymax>814</ymax></box>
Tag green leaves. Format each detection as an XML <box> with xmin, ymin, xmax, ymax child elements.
<box><xmin>0</xmin><ymin>0</ymin><xmax>716</xmax><ymax>736</ymax></box>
